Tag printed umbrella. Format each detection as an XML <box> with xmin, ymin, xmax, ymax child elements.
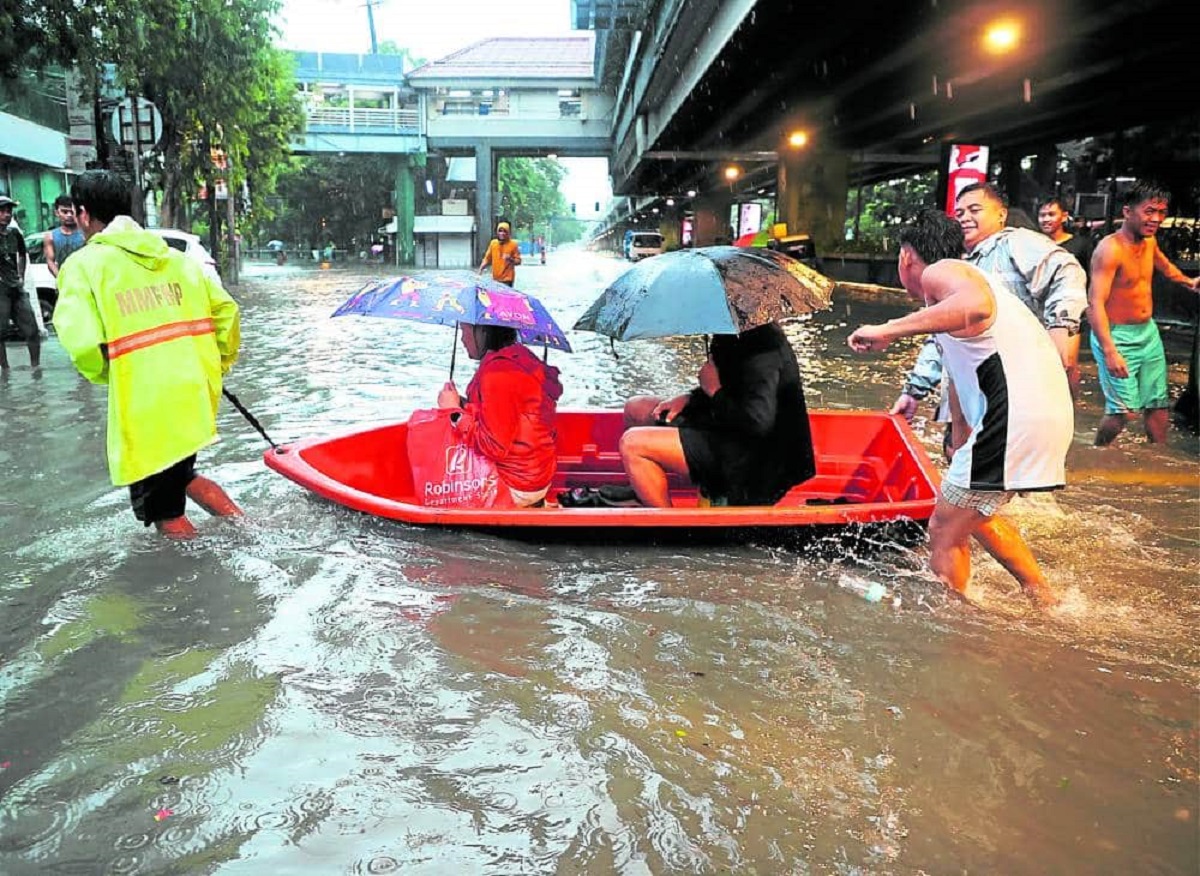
<box><xmin>573</xmin><ymin>246</ymin><xmax>834</xmax><ymax>341</ymax></box>
<box><xmin>332</xmin><ymin>270</ymin><xmax>571</xmax><ymax>376</ymax></box>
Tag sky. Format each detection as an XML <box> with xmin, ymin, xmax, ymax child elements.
<box><xmin>278</xmin><ymin>0</ymin><xmax>612</xmax><ymax>217</ymax></box>
<box><xmin>279</xmin><ymin>0</ymin><xmax>574</xmax><ymax>60</ymax></box>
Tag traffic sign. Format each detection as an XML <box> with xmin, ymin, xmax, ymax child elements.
<box><xmin>110</xmin><ymin>97</ymin><xmax>163</xmax><ymax>154</ymax></box>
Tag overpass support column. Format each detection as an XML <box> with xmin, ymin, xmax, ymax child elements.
<box><xmin>777</xmin><ymin>147</ymin><xmax>849</xmax><ymax>251</ymax></box>
<box><xmin>475</xmin><ymin>142</ymin><xmax>494</xmax><ymax>262</ymax></box>
<box><xmin>692</xmin><ymin>193</ymin><xmax>734</xmax><ymax>246</ymax></box>
<box><xmin>394</xmin><ymin>153</ymin><xmax>424</xmax><ymax>266</ymax></box>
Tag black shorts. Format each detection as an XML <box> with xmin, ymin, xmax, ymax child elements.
<box><xmin>679</xmin><ymin>427</ymin><xmax>741</xmax><ymax>500</ymax></box>
<box><xmin>129</xmin><ymin>455</ymin><xmax>197</xmax><ymax>525</ymax></box>
<box><xmin>1</xmin><ymin>285</ymin><xmax>38</xmax><ymax>341</ymax></box>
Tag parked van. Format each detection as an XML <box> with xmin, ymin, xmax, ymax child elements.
<box><xmin>627</xmin><ymin>231</ymin><xmax>664</xmax><ymax>261</ymax></box>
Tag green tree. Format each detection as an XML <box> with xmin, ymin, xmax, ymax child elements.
<box><xmin>266</xmin><ymin>155</ymin><xmax>397</xmax><ymax>249</ymax></box>
<box><xmin>845</xmin><ymin>170</ymin><xmax>938</xmax><ymax>253</ymax></box>
<box><xmin>497</xmin><ymin>157</ymin><xmax>569</xmax><ymax>238</ymax></box>
<box><xmin>377</xmin><ymin>40</ymin><xmax>426</xmax><ymax>71</ymax></box>
<box><xmin>1</xmin><ymin>0</ymin><xmax>303</xmax><ymax>262</ymax></box>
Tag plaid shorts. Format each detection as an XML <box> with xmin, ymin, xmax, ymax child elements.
<box><xmin>940</xmin><ymin>481</ymin><xmax>1015</xmax><ymax>517</ymax></box>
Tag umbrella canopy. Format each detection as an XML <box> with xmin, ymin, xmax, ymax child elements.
<box><xmin>573</xmin><ymin>246</ymin><xmax>834</xmax><ymax>341</ymax></box>
<box><xmin>733</xmin><ymin>228</ymin><xmax>771</xmax><ymax>248</ymax></box>
<box><xmin>332</xmin><ymin>271</ymin><xmax>571</xmax><ymax>352</ymax></box>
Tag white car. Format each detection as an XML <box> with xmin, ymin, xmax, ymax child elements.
<box><xmin>20</xmin><ymin>228</ymin><xmax>222</xmax><ymax>330</ymax></box>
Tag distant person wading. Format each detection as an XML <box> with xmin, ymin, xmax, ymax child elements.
<box><xmin>479</xmin><ymin>221</ymin><xmax>522</xmax><ymax>286</ymax></box>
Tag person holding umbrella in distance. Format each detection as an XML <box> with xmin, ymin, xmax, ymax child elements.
<box><xmin>848</xmin><ymin>209</ymin><xmax>1071</xmax><ymax>610</ymax></box>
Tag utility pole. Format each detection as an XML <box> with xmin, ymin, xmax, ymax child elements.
<box><xmin>363</xmin><ymin>0</ymin><xmax>380</xmax><ymax>54</ymax></box>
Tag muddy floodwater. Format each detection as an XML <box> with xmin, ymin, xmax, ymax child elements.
<box><xmin>1</xmin><ymin>250</ymin><xmax>1197</xmax><ymax>874</ymax></box>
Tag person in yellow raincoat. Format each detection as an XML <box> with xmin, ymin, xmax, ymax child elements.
<box><xmin>55</xmin><ymin>171</ymin><xmax>242</xmax><ymax>538</ymax></box>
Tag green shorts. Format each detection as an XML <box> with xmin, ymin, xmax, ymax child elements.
<box><xmin>1090</xmin><ymin>321</ymin><xmax>1168</xmax><ymax>415</ymax></box>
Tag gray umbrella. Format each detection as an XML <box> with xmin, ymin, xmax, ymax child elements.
<box><xmin>574</xmin><ymin>246</ymin><xmax>835</xmax><ymax>340</ymax></box>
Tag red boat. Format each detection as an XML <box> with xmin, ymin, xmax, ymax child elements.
<box><xmin>263</xmin><ymin>409</ymin><xmax>939</xmax><ymax>531</ymax></box>
<box><xmin>262</xmin><ymin>408</ymin><xmax>936</xmax><ymax>528</ymax></box>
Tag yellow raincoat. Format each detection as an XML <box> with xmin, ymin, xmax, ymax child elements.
<box><xmin>55</xmin><ymin>217</ymin><xmax>240</xmax><ymax>486</ymax></box>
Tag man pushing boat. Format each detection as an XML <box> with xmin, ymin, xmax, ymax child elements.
<box><xmin>849</xmin><ymin>209</ymin><xmax>1071</xmax><ymax>610</ymax></box>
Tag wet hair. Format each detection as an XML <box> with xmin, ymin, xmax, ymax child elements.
<box><xmin>1122</xmin><ymin>180</ymin><xmax>1170</xmax><ymax>208</ymax></box>
<box><xmin>1037</xmin><ymin>197</ymin><xmax>1068</xmax><ymax>213</ymax></box>
<box><xmin>53</xmin><ymin>194</ymin><xmax>74</xmax><ymax>210</ymax></box>
<box><xmin>472</xmin><ymin>324</ymin><xmax>518</xmax><ymax>353</ymax></box>
<box><xmin>898</xmin><ymin>209</ymin><xmax>965</xmax><ymax>264</ymax></box>
<box><xmin>70</xmin><ymin>170</ymin><xmax>131</xmax><ymax>224</ymax></box>
<box><xmin>1006</xmin><ymin>207</ymin><xmax>1040</xmax><ymax>231</ymax></box>
<box><xmin>956</xmin><ymin>182</ymin><xmax>1007</xmax><ymax>207</ymax></box>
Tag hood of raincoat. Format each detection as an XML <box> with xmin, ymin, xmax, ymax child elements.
<box><xmin>88</xmin><ymin>215</ymin><xmax>172</xmax><ymax>270</ymax></box>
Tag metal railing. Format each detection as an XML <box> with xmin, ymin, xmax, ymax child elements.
<box><xmin>305</xmin><ymin>106</ymin><xmax>420</xmax><ymax>132</ymax></box>
<box><xmin>436</xmin><ymin>102</ymin><xmax>589</xmax><ymax>120</ymax></box>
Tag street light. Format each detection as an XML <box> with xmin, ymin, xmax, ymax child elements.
<box><xmin>982</xmin><ymin>18</ymin><xmax>1021</xmax><ymax>54</ymax></box>
<box><xmin>724</xmin><ymin>166</ymin><xmax>740</xmax><ymax>182</ymax></box>
<box><xmin>787</xmin><ymin>129</ymin><xmax>808</xmax><ymax>148</ymax></box>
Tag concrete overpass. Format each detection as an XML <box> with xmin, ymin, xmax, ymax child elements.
<box><xmin>580</xmin><ymin>0</ymin><xmax>1198</xmax><ymax>246</ymax></box>
<box><xmin>289</xmin><ymin>0</ymin><xmax>1197</xmax><ymax>260</ymax></box>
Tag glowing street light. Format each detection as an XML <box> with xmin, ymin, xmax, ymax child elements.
<box><xmin>723</xmin><ymin>166</ymin><xmax>741</xmax><ymax>182</ymax></box>
<box><xmin>982</xmin><ymin>18</ymin><xmax>1021</xmax><ymax>54</ymax></box>
<box><xmin>787</xmin><ymin>129</ymin><xmax>809</xmax><ymax>148</ymax></box>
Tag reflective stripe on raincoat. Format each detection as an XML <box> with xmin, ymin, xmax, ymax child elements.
<box><xmin>55</xmin><ymin>217</ymin><xmax>240</xmax><ymax>486</ymax></box>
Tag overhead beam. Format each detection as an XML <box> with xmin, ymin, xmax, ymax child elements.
<box><xmin>640</xmin><ymin>149</ymin><xmax>937</xmax><ymax>165</ymax></box>
<box><xmin>643</xmin><ymin>150</ymin><xmax>777</xmax><ymax>161</ymax></box>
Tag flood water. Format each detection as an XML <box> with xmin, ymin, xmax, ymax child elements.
<box><xmin>1</xmin><ymin>250</ymin><xmax>1197</xmax><ymax>874</ymax></box>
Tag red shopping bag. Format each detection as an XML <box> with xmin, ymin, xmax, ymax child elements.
<box><xmin>406</xmin><ymin>408</ymin><xmax>510</xmax><ymax>508</ymax></box>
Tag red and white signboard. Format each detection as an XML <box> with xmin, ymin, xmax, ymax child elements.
<box><xmin>944</xmin><ymin>144</ymin><xmax>989</xmax><ymax>215</ymax></box>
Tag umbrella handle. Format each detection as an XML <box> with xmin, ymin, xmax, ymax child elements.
<box><xmin>704</xmin><ymin>335</ymin><xmax>711</xmax><ymax>357</ymax></box>
<box><xmin>449</xmin><ymin>322</ymin><xmax>458</xmax><ymax>380</ymax></box>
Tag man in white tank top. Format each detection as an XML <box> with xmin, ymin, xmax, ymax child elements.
<box><xmin>848</xmin><ymin>210</ymin><xmax>1072</xmax><ymax>610</ymax></box>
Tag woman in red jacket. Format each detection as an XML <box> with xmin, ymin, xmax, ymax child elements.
<box><xmin>437</xmin><ymin>323</ymin><xmax>563</xmax><ymax>506</ymax></box>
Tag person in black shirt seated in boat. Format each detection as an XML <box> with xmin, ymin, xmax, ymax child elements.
<box><xmin>619</xmin><ymin>322</ymin><xmax>816</xmax><ymax>507</ymax></box>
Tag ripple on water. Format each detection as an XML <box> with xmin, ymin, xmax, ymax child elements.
<box><xmin>362</xmin><ymin>856</ymin><xmax>402</xmax><ymax>874</ymax></box>
<box><xmin>103</xmin><ymin>854</ymin><xmax>143</xmax><ymax>875</ymax></box>
<box><xmin>0</xmin><ymin>797</ymin><xmax>70</xmax><ymax>855</ymax></box>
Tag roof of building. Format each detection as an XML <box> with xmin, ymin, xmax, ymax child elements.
<box><xmin>408</xmin><ymin>35</ymin><xmax>595</xmax><ymax>82</ymax></box>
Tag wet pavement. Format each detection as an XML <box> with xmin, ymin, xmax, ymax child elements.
<box><xmin>1</xmin><ymin>250</ymin><xmax>1197</xmax><ymax>873</ymax></box>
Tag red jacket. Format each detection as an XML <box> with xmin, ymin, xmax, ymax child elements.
<box><xmin>457</xmin><ymin>343</ymin><xmax>563</xmax><ymax>491</ymax></box>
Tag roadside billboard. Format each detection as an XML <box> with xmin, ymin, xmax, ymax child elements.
<box><xmin>940</xmin><ymin>144</ymin><xmax>990</xmax><ymax>215</ymax></box>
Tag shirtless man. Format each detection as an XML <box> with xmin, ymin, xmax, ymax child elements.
<box><xmin>1088</xmin><ymin>181</ymin><xmax>1200</xmax><ymax>445</ymax></box>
